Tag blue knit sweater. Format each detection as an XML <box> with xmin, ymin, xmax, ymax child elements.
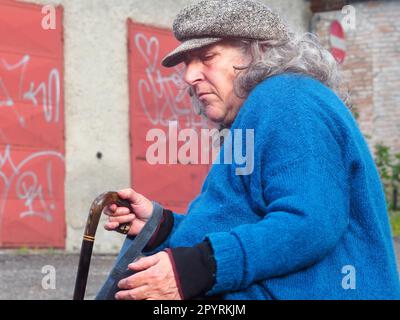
<box><xmin>149</xmin><ymin>73</ymin><xmax>400</xmax><ymax>299</ymax></box>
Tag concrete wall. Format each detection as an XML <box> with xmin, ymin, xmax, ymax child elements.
<box><xmin>18</xmin><ymin>0</ymin><xmax>311</xmax><ymax>253</ymax></box>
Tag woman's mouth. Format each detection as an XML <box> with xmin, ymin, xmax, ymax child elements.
<box><xmin>198</xmin><ymin>92</ymin><xmax>212</xmax><ymax>99</ymax></box>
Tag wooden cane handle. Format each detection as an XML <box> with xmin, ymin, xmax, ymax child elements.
<box><xmin>84</xmin><ymin>191</ymin><xmax>133</xmax><ymax>239</ymax></box>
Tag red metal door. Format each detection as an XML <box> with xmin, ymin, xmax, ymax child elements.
<box><xmin>127</xmin><ymin>20</ymin><xmax>211</xmax><ymax>214</ymax></box>
<box><xmin>0</xmin><ymin>0</ymin><xmax>65</xmax><ymax>247</ymax></box>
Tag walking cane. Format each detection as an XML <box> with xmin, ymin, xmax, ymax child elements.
<box><xmin>73</xmin><ymin>191</ymin><xmax>163</xmax><ymax>300</ymax></box>
<box><xmin>72</xmin><ymin>191</ymin><xmax>132</xmax><ymax>300</ymax></box>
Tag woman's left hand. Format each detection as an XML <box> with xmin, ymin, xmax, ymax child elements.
<box><xmin>115</xmin><ymin>251</ymin><xmax>182</xmax><ymax>300</ymax></box>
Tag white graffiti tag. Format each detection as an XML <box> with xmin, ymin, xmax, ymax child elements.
<box><xmin>0</xmin><ymin>144</ymin><xmax>64</xmax><ymax>222</ymax></box>
<box><xmin>0</xmin><ymin>55</ymin><xmax>61</xmax><ymax>127</ymax></box>
<box><xmin>134</xmin><ymin>33</ymin><xmax>207</xmax><ymax>129</ymax></box>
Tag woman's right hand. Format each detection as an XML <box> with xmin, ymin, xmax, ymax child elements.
<box><xmin>103</xmin><ymin>188</ymin><xmax>153</xmax><ymax>237</ymax></box>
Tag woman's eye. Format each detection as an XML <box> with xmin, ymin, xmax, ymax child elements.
<box><xmin>202</xmin><ymin>54</ymin><xmax>215</xmax><ymax>61</ymax></box>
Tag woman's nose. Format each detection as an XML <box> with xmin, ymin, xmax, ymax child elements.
<box><xmin>184</xmin><ymin>61</ymin><xmax>204</xmax><ymax>85</ymax></box>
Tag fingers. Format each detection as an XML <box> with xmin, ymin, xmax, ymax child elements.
<box><xmin>117</xmin><ymin>258</ymin><xmax>159</xmax><ymax>292</ymax></box>
<box><xmin>115</xmin><ymin>286</ymin><xmax>150</xmax><ymax>300</ymax></box>
<box><xmin>104</xmin><ymin>221</ymin><xmax>119</xmax><ymax>231</ymax></box>
<box><xmin>118</xmin><ymin>274</ymin><xmax>141</xmax><ymax>290</ymax></box>
<box><xmin>118</xmin><ymin>268</ymin><xmax>150</xmax><ymax>291</ymax></box>
<box><xmin>104</xmin><ymin>214</ymin><xmax>135</xmax><ymax>231</ymax></box>
<box><xmin>128</xmin><ymin>255</ymin><xmax>160</xmax><ymax>272</ymax></box>
<box><xmin>116</xmin><ymin>252</ymin><xmax>180</xmax><ymax>300</ymax></box>
<box><xmin>103</xmin><ymin>205</ymin><xmax>131</xmax><ymax>217</ymax></box>
<box><xmin>102</xmin><ymin>188</ymin><xmax>142</xmax><ymax>217</ymax></box>
<box><xmin>108</xmin><ymin>214</ymin><xmax>135</xmax><ymax>224</ymax></box>
<box><xmin>117</xmin><ymin>188</ymin><xmax>142</xmax><ymax>203</ymax></box>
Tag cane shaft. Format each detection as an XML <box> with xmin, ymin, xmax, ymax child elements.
<box><xmin>73</xmin><ymin>239</ymin><xmax>94</xmax><ymax>300</ymax></box>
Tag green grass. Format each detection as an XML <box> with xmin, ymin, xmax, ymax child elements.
<box><xmin>15</xmin><ymin>246</ymin><xmax>30</xmax><ymax>254</ymax></box>
<box><xmin>389</xmin><ymin>210</ymin><xmax>400</xmax><ymax>238</ymax></box>
<box><xmin>13</xmin><ymin>246</ymin><xmax>59</xmax><ymax>255</ymax></box>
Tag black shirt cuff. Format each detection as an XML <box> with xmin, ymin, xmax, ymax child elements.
<box><xmin>143</xmin><ymin>209</ymin><xmax>174</xmax><ymax>252</ymax></box>
<box><xmin>168</xmin><ymin>241</ymin><xmax>217</xmax><ymax>300</ymax></box>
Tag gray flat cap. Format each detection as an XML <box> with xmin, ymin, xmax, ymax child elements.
<box><xmin>161</xmin><ymin>0</ymin><xmax>290</xmax><ymax>67</ymax></box>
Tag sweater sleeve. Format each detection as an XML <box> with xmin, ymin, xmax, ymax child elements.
<box><xmin>204</xmin><ymin>77</ymin><xmax>351</xmax><ymax>295</ymax></box>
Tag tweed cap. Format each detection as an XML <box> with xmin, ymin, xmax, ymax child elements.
<box><xmin>161</xmin><ymin>0</ymin><xmax>290</xmax><ymax>67</ymax></box>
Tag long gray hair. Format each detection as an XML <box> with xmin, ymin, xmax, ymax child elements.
<box><xmin>189</xmin><ymin>32</ymin><xmax>348</xmax><ymax>120</ymax></box>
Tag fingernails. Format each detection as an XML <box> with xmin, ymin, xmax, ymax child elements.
<box><xmin>128</xmin><ymin>261</ymin><xmax>137</xmax><ymax>268</ymax></box>
<box><xmin>118</xmin><ymin>189</ymin><xmax>128</xmax><ymax>196</ymax></box>
<box><xmin>128</xmin><ymin>257</ymin><xmax>141</xmax><ymax>268</ymax></box>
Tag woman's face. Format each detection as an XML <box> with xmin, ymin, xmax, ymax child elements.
<box><xmin>183</xmin><ymin>41</ymin><xmax>247</xmax><ymax>126</ymax></box>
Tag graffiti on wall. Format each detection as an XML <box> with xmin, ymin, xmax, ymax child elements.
<box><xmin>0</xmin><ymin>1</ymin><xmax>65</xmax><ymax>247</ymax></box>
<box><xmin>134</xmin><ymin>32</ymin><xmax>206</xmax><ymax>129</ymax></box>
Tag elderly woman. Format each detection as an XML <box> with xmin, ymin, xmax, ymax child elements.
<box><xmin>103</xmin><ymin>0</ymin><xmax>400</xmax><ymax>300</ymax></box>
